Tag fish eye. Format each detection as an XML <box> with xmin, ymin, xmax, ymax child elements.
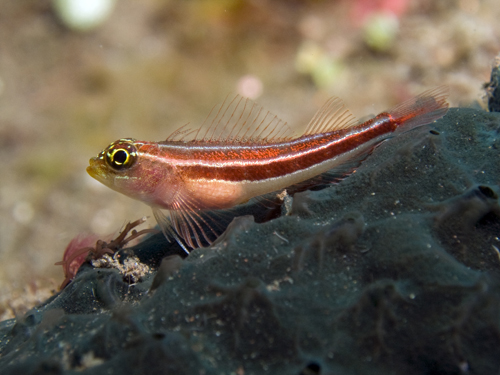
<box><xmin>105</xmin><ymin>142</ymin><xmax>137</xmax><ymax>170</ymax></box>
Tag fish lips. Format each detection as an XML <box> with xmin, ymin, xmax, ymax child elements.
<box><xmin>86</xmin><ymin>157</ymin><xmax>109</xmax><ymax>184</ymax></box>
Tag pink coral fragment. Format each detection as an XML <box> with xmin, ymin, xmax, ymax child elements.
<box><xmin>55</xmin><ymin>217</ymin><xmax>156</xmax><ymax>290</ymax></box>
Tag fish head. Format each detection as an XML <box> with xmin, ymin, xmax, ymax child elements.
<box><xmin>87</xmin><ymin>138</ymin><xmax>162</xmax><ymax>204</ymax></box>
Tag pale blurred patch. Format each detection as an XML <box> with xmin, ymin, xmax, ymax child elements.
<box><xmin>236</xmin><ymin>75</ymin><xmax>263</xmax><ymax>100</ymax></box>
<box><xmin>12</xmin><ymin>201</ymin><xmax>35</xmax><ymax>225</ymax></box>
<box><xmin>52</xmin><ymin>0</ymin><xmax>117</xmax><ymax>31</ymax></box>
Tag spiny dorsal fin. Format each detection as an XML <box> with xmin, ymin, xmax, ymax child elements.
<box><xmin>165</xmin><ymin>123</ymin><xmax>197</xmax><ymax>142</ymax></box>
<box><xmin>166</xmin><ymin>95</ymin><xmax>295</xmax><ymax>144</ymax></box>
<box><xmin>303</xmin><ymin>97</ymin><xmax>357</xmax><ymax>136</ymax></box>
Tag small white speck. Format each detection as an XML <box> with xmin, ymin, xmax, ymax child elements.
<box><xmin>273</xmin><ymin>231</ymin><xmax>289</xmax><ymax>243</ymax></box>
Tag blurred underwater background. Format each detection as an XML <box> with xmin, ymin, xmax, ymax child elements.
<box><xmin>0</xmin><ymin>0</ymin><xmax>499</xmax><ymax>319</ymax></box>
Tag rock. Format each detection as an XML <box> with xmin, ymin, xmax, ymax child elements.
<box><xmin>1</xmin><ymin>108</ymin><xmax>500</xmax><ymax>374</ymax></box>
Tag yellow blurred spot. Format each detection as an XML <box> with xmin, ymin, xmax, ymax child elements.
<box><xmin>363</xmin><ymin>12</ymin><xmax>399</xmax><ymax>52</ymax></box>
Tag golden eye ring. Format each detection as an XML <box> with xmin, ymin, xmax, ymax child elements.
<box><xmin>105</xmin><ymin>142</ymin><xmax>137</xmax><ymax>170</ymax></box>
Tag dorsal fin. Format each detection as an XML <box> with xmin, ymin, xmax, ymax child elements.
<box><xmin>166</xmin><ymin>95</ymin><xmax>358</xmax><ymax>144</ymax></box>
<box><xmin>388</xmin><ymin>85</ymin><xmax>449</xmax><ymax>131</ymax></box>
<box><xmin>303</xmin><ymin>97</ymin><xmax>357</xmax><ymax>136</ymax></box>
<box><xmin>165</xmin><ymin>123</ymin><xmax>197</xmax><ymax>142</ymax></box>
<box><xmin>166</xmin><ymin>95</ymin><xmax>295</xmax><ymax>144</ymax></box>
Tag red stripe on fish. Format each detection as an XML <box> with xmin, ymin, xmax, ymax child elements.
<box><xmin>87</xmin><ymin>86</ymin><xmax>449</xmax><ymax>252</ymax></box>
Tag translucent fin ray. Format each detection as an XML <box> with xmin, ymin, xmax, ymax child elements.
<box><xmin>303</xmin><ymin>97</ymin><xmax>357</xmax><ymax>136</ymax></box>
<box><xmin>152</xmin><ymin>192</ymin><xmax>228</xmax><ymax>251</ymax></box>
<box><xmin>165</xmin><ymin>94</ymin><xmax>294</xmax><ymax>144</ymax></box>
<box><xmin>153</xmin><ymin>207</ymin><xmax>191</xmax><ymax>255</ymax></box>
<box><xmin>388</xmin><ymin>85</ymin><xmax>449</xmax><ymax>130</ymax></box>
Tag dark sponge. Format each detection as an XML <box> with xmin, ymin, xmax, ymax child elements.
<box><xmin>1</xmin><ymin>108</ymin><xmax>500</xmax><ymax>375</ymax></box>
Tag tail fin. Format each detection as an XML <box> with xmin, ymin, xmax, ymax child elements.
<box><xmin>389</xmin><ymin>86</ymin><xmax>449</xmax><ymax>131</ymax></box>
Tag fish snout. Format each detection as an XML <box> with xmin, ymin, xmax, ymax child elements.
<box><xmin>86</xmin><ymin>157</ymin><xmax>107</xmax><ymax>181</ymax></box>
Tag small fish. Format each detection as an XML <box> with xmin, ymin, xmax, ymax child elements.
<box><xmin>87</xmin><ymin>87</ymin><xmax>449</xmax><ymax>253</ymax></box>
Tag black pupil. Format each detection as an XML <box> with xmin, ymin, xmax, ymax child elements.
<box><xmin>113</xmin><ymin>149</ymin><xmax>128</xmax><ymax>164</ymax></box>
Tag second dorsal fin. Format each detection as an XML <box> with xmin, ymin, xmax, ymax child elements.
<box><xmin>166</xmin><ymin>95</ymin><xmax>295</xmax><ymax>144</ymax></box>
<box><xmin>303</xmin><ymin>97</ymin><xmax>357</xmax><ymax>136</ymax></box>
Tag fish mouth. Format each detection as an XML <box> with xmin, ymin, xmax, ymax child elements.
<box><xmin>86</xmin><ymin>157</ymin><xmax>107</xmax><ymax>183</ymax></box>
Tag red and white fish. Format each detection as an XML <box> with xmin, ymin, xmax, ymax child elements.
<box><xmin>87</xmin><ymin>87</ymin><xmax>449</xmax><ymax>253</ymax></box>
